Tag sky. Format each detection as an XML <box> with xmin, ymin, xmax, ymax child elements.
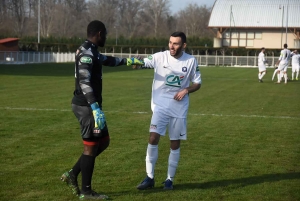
<box><xmin>168</xmin><ymin>0</ymin><xmax>215</xmax><ymax>14</ymax></box>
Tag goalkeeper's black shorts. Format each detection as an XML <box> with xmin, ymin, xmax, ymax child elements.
<box><xmin>72</xmin><ymin>104</ymin><xmax>109</xmax><ymax>142</ymax></box>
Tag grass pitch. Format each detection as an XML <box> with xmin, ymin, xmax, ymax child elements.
<box><xmin>0</xmin><ymin>63</ymin><xmax>299</xmax><ymax>201</ymax></box>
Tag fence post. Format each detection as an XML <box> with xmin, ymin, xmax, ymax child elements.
<box><xmin>247</xmin><ymin>51</ymin><xmax>249</xmax><ymax>66</ymax></box>
<box><xmin>206</xmin><ymin>50</ymin><xmax>208</xmax><ymax>66</ymax></box>
<box><xmin>215</xmin><ymin>50</ymin><xmax>217</xmax><ymax>66</ymax></box>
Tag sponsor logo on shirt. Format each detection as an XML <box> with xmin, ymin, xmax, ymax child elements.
<box><xmin>80</xmin><ymin>56</ymin><xmax>92</xmax><ymax>64</ymax></box>
<box><xmin>165</xmin><ymin>74</ymin><xmax>184</xmax><ymax>87</ymax></box>
<box><xmin>182</xmin><ymin>67</ymin><xmax>187</xmax><ymax>72</ymax></box>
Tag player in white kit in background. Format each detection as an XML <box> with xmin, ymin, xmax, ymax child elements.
<box><xmin>136</xmin><ymin>32</ymin><xmax>201</xmax><ymax>190</ymax></box>
<box><xmin>275</xmin><ymin>44</ymin><xmax>291</xmax><ymax>84</ymax></box>
<box><xmin>258</xmin><ymin>47</ymin><xmax>267</xmax><ymax>83</ymax></box>
<box><xmin>291</xmin><ymin>50</ymin><xmax>300</xmax><ymax>80</ymax></box>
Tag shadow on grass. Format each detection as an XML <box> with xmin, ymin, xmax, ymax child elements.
<box><xmin>0</xmin><ymin>63</ymin><xmax>136</xmax><ymax>77</ymax></box>
<box><xmin>111</xmin><ymin>172</ymin><xmax>300</xmax><ymax>197</ymax></box>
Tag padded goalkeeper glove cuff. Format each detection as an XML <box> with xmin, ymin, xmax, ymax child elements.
<box><xmin>90</xmin><ymin>102</ymin><xmax>106</xmax><ymax>130</ymax></box>
<box><xmin>126</xmin><ymin>57</ymin><xmax>144</xmax><ymax>66</ymax></box>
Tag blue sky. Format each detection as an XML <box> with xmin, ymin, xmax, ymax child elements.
<box><xmin>168</xmin><ymin>0</ymin><xmax>215</xmax><ymax>14</ymax></box>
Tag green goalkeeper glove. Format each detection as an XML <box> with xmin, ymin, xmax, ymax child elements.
<box><xmin>126</xmin><ymin>57</ymin><xmax>144</xmax><ymax>66</ymax></box>
<box><xmin>90</xmin><ymin>102</ymin><xmax>106</xmax><ymax>130</ymax></box>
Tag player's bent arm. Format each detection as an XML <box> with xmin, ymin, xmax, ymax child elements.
<box><xmin>185</xmin><ymin>83</ymin><xmax>201</xmax><ymax>94</ymax></box>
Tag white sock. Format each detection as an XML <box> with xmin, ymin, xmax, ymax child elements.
<box><xmin>296</xmin><ymin>71</ymin><xmax>299</xmax><ymax>79</ymax></box>
<box><xmin>277</xmin><ymin>73</ymin><xmax>281</xmax><ymax>82</ymax></box>
<box><xmin>167</xmin><ymin>148</ymin><xmax>180</xmax><ymax>181</ymax></box>
<box><xmin>284</xmin><ymin>73</ymin><xmax>287</xmax><ymax>83</ymax></box>
<box><xmin>272</xmin><ymin>70</ymin><xmax>277</xmax><ymax>81</ymax></box>
<box><xmin>292</xmin><ymin>72</ymin><xmax>294</xmax><ymax>80</ymax></box>
<box><xmin>260</xmin><ymin>72</ymin><xmax>266</xmax><ymax>79</ymax></box>
<box><xmin>145</xmin><ymin>144</ymin><xmax>158</xmax><ymax>179</ymax></box>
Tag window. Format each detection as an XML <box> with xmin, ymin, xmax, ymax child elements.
<box><xmin>247</xmin><ymin>40</ymin><xmax>254</xmax><ymax>47</ymax></box>
<box><xmin>239</xmin><ymin>39</ymin><xmax>246</xmax><ymax>47</ymax></box>
<box><xmin>240</xmin><ymin>32</ymin><xmax>246</xmax><ymax>39</ymax></box>
<box><xmin>247</xmin><ymin>32</ymin><xmax>254</xmax><ymax>39</ymax></box>
<box><xmin>223</xmin><ymin>39</ymin><xmax>230</xmax><ymax>46</ymax></box>
<box><xmin>255</xmin><ymin>32</ymin><xmax>262</xmax><ymax>39</ymax></box>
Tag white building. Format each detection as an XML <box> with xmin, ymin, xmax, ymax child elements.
<box><xmin>208</xmin><ymin>0</ymin><xmax>300</xmax><ymax>49</ymax></box>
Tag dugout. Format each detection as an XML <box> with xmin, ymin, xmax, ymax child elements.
<box><xmin>0</xmin><ymin>38</ymin><xmax>20</xmax><ymax>51</ymax></box>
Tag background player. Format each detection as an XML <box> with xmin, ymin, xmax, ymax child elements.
<box><xmin>275</xmin><ymin>44</ymin><xmax>291</xmax><ymax>84</ymax></box>
<box><xmin>291</xmin><ymin>50</ymin><xmax>300</xmax><ymax>80</ymax></box>
<box><xmin>258</xmin><ymin>47</ymin><xmax>267</xmax><ymax>83</ymax></box>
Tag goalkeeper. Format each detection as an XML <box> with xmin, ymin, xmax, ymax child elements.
<box><xmin>60</xmin><ymin>20</ymin><xmax>143</xmax><ymax>200</ymax></box>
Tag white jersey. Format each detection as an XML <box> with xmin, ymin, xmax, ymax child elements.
<box><xmin>143</xmin><ymin>51</ymin><xmax>201</xmax><ymax>118</ymax></box>
<box><xmin>258</xmin><ymin>52</ymin><xmax>266</xmax><ymax>65</ymax></box>
<box><xmin>279</xmin><ymin>49</ymin><xmax>291</xmax><ymax>64</ymax></box>
<box><xmin>291</xmin><ymin>53</ymin><xmax>300</xmax><ymax>66</ymax></box>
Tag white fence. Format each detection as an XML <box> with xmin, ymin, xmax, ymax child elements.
<box><xmin>0</xmin><ymin>51</ymin><xmax>285</xmax><ymax>67</ymax></box>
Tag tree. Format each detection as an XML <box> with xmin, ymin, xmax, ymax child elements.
<box><xmin>177</xmin><ymin>4</ymin><xmax>212</xmax><ymax>38</ymax></box>
<box><xmin>141</xmin><ymin>0</ymin><xmax>170</xmax><ymax>38</ymax></box>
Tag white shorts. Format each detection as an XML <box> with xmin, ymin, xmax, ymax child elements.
<box><xmin>258</xmin><ymin>64</ymin><xmax>266</xmax><ymax>72</ymax></box>
<box><xmin>292</xmin><ymin>64</ymin><xmax>299</xmax><ymax>72</ymax></box>
<box><xmin>278</xmin><ymin>63</ymin><xmax>288</xmax><ymax>72</ymax></box>
<box><xmin>149</xmin><ymin>111</ymin><xmax>187</xmax><ymax>140</ymax></box>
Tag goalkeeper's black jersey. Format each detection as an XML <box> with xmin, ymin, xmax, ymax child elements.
<box><xmin>72</xmin><ymin>40</ymin><xmax>126</xmax><ymax>107</ymax></box>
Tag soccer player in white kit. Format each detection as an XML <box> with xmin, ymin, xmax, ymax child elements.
<box><xmin>136</xmin><ymin>32</ymin><xmax>201</xmax><ymax>190</ymax></box>
<box><xmin>291</xmin><ymin>50</ymin><xmax>300</xmax><ymax>80</ymax></box>
<box><xmin>258</xmin><ymin>47</ymin><xmax>267</xmax><ymax>83</ymax></box>
<box><xmin>275</xmin><ymin>44</ymin><xmax>291</xmax><ymax>84</ymax></box>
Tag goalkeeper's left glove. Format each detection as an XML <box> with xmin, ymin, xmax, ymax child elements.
<box><xmin>126</xmin><ymin>57</ymin><xmax>144</xmax><ymax>66</ymax></box>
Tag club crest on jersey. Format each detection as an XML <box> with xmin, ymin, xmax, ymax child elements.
<box><xmin>182</xmin><ymin>67</ymin><xmax>187</xmax><ymax>72</ymax></box>
<box><xmin>148</xmin><ymin>55</ymin><xmax>153</xmax><ymax>60</ymax></box>
<box><xmin>165</xmin><ymin>74</ymin><xmax>184</xmax><ymax>87</ymax></box>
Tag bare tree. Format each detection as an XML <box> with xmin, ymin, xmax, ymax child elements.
<box><xmin>141</xmin><ymin>0</ymin><xmax>170</xmax><ymax>37</ymax></box>
<box><xmin>87</xmin><ymin>0</ymin><xmax>118</xmax><ymax>33</ymax></box>
<box><xmin>177</xmin><ymin>4</ymin><xmax>211</xmax><ymax>38</ymax></box>
<box><xmin>117</xmin><ymin>0</ymin><xmax>144</xmax><ymax>38</ymax></box>
<box><xmin>6</xmin><ymin>0</ymin><xmax>34</xmax><ymax>37</ymax></box>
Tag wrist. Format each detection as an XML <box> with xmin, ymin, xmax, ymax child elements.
<box><xmin>184</xmin><ymin>88</ymin><xmax>189</xmax><ymax>95</ymax></box>
<box><xmin>90</xmin><ymin>102</ymin><xmax>99</xmax><ymax>110</ymax></box>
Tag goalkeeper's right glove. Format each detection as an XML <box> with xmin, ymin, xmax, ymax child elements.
<box><xmin>90</xmin><ymin>102</ymin><xmax>106</xmax><ymax>130</ymax></box>
<box><xmin>126</xmin><ymin>57</ymin><xmax>144</xmax><ymax>66</ymax></box>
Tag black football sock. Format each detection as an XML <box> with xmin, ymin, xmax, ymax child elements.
<box><xmin>72</xmin><ymin>155</ymin><xmax>82</xmax><ymax>177</ymax></box>
<box><xmin>81</xmin><ymin>154</ymin><xmax>96</xmax><ymax>192</ymax></box>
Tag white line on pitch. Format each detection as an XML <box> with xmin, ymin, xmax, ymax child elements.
<box><xmin>0</xmin><ymin>107</ymin><xmax>299</xmax><ymax>120</ymax></box>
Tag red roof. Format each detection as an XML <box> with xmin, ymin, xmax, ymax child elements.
<box><xmin>0</xmin><ymin>38</ymin><xmax>19</xmax><ymax>44</ymax></box>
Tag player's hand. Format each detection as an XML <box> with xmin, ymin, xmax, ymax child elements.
<box><xmin>126</xmin><ymin>57</ymin><xmax>144</xmax><ymax>66</ymax></box>
<box><xmin>174</xmin><ymin>89</ymin><xmax>189</xmax><ymax>101</ymax></box>
<box><xmin>90</xmin><ymin>102</ymin><xmax>106</xmax><ymax>130</ymax></box>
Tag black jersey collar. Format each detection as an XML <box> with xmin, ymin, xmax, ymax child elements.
<box><xmin>85</xmin><ymin>40</ymin><xmax>98</xmax><ymax>49</ymax></box>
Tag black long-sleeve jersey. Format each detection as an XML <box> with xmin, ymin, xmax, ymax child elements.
<box><xmin>72</xmin><ymin>40</ymin><xmax>126</xmax><ymax>107</ymax></box>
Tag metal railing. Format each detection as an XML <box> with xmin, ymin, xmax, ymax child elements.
<box><xmin>0</xmin><ymin>51</ymin><xmax>286</xmax><ymax>67</ymax></box>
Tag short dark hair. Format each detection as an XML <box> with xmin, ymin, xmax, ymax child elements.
<box><xmin>87</xmin><ymin>20</ymin><xmax>106</xmax><ymax>38</ymax></box>
<box><xmin>171</xmin><ymin>32</ymin><xmax>187</xmax><ymax>44</ymax></box>
<box><xmin>261</xmin><ymin>47</ymin><xmax>265</xmax><ymax>50</ymax></box>
<box><xmin>284</xmin><ymin>43</ymin><xmax>288</xmax><ymax>48</ymax></box>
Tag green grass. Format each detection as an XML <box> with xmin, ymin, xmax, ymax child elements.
<box><xmin>0</xmin><ymin>63</ymin><xmax>299</xmax><ymax>201</ymax></box>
